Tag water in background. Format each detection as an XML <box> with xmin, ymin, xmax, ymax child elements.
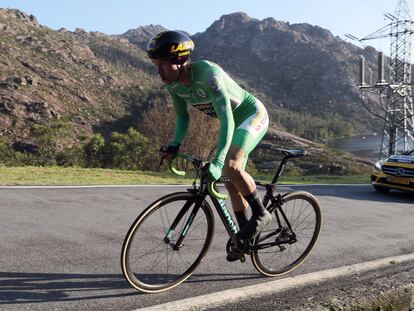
<box><xmin>327</xmin><ymin>134</ymin><xmax>382</xmax><ymax>161</ymax></box>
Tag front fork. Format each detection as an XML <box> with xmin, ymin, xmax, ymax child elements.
<box><xmin>164</xmin><ymin>186</ymin><xmax>207</xmax><ymax>251</ymax></box>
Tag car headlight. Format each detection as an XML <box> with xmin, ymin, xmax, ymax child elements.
<box><xmin>374</xmin><ymin>160</ymin><xmax>384</xmax><ymax>171</ymax></box>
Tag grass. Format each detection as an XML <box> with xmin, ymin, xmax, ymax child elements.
<box><xmin>0</xmin><ymin>166</ymin><xmax>371</xmax><ymax>186</ymax></box>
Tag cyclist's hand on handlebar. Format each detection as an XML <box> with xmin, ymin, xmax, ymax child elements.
<box><xmin>201</xmin><ymin>161</ymin><xmax>222</xmax><ymax>182</ymax></box>
<box><xmin>159</xmin><ymin>144</ymin><xmax>180</xmax><ymax>160</ymax></box>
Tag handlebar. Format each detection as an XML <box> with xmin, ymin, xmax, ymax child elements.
<box><xmin>167</xmin><ymin>153</ymin><xmax>228</xmax><ymax>200</ymax></box>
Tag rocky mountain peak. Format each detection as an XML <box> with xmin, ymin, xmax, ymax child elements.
<box><xmin>218</xmin><ymin>11</ymin><xmax>256</xmax><ymax>23</ymax></box>
<box><xmin>0</xmin><ymin>8</ymin><xmax>39</xmax><ymax>28</ymax></box>
<box><xmin>207</xmin><ymin>12</ymin><xmax>259</xmax><ymax>33</ymax></box>
<box><xmin>205</xmin><ymin>12</ymin><xmax>336</xmax><ymax>47</ymax></box>
<box><xmin>118</xmin><ymin>24</ymin><xmax>167</xmax><ymax>48</ymax></box>
<box><xmin>259</xmin><ymin>17</ymin><xmax>290</xmax><ymax>32</ymax></box>
<box><xmin>122</xmin><ymin>24</ymin><xmax>166</xmax><ymax>37</ymax></box>
<box><xmin>191</xmin><ymin>11</ymin><xmax>379</xmax><ymax>129</ymax></box>
<box><xmin>290</xmin><ymin>23</ymin><xmax>335</xmax><ymax>43</ymax></box>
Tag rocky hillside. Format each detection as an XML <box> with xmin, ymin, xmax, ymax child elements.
<box><xmin>195</xmin><ymin>13</ymin><xmax>383</xmax><ymax>129</ymax></box>
<box><xmin>0</xmin><ymin>8</ymin><xmax>376</xmax><ymax>173</ymax></box>
<box><xmin>0</xmin><ymin>8</ymin><xmax>164</xmax><ymax>144</ymax></box>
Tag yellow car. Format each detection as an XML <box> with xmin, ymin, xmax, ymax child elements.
<box><xmin>371</xmin><ymin>149</ymin><xmax>414</xmax><ymax>193</ymax></box>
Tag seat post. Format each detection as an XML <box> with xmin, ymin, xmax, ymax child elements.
<box><xmin>271</xmin><ymin>156</ymin><xmax>289</xmax><ymax>184</ymax></box>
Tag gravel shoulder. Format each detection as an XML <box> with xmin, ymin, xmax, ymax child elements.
<box><xmin>207</xmin><ymin>260</ymin><xmax>414</xmax><ymax>311</ymax></box>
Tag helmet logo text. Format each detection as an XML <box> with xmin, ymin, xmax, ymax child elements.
<box><xmin>170</xmin><ymin>41</ymin><xmax>194</xmax><ymax>53</ymax></box>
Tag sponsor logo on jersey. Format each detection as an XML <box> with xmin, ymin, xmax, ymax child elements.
<box><xmin>196</xmin><ymin>88</ymin><xmax>207</xmax><ymax>98</ymax></box>
<box><xmin>176</xmin><ymin>93</ymin><xmax>190</xmax><ymax>98</ymax></box>
<box><xmin>238</xmin><ymin>101</ymin><xmax>269</xmax><ymax>136</ymax></box>
<box><xmin>208</xmin><ymin>74</ymin><xmax>222</xmax><ymax>93</ymax></box>
<box><xmin>193</xmin><ymin>103</ymin><xmax>217</xmax><ymax>117</ymax></box>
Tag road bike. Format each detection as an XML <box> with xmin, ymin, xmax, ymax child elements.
<box><xmin>121</xmin><ymin>146</ymin><xmax>322</xmax><ymax>293</ymax></box>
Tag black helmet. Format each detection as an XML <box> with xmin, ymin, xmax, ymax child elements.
<box><xmin>147</xmin><ymin>31</ymin><xmax>194</xmax><ymax>65</ymax></box>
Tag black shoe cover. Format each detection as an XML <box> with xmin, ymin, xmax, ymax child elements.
<box><xmin>236</xmin><ymin>210</ymin><xmax>272</xmax><ymax>240</ymax></box>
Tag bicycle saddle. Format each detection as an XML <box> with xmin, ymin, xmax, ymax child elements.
<box><xmin>274</xmin><ymin>148</ymin><xmax>306</xmax><ymax>158</ymax></box>
<box><xmin>261</xmin><ymin>143</ymin><xmax>306</xmax><ymax>158</ymax></box>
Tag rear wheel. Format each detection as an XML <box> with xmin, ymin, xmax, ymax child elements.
<box><xmin>121</xmin><ymin>192</ymin><xmax>214</xmax><ymax>293</ymax></box>
<box><xmin>251</xmin><ymin>191</ymin><xmax>322</xmax><ymax>276</ymax></box>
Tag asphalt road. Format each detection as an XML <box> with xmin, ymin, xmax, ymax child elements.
<box><xmin>1</xmin><ymin>185</ymin><xmax>413</xmax><ymax>311</ymax></box>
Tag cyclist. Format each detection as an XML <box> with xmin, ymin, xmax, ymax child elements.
<box><xmin>147</xmin><ymin>31</ymin><xmax>271</xmax><ymax>260</ymax></box>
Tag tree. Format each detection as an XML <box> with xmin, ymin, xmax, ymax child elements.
<box><xmin>0</xmin><ymin>137</ymin><xmax>15</xmax><ymax>165</ymax></box>
<box><xmin>139</xmin><ymin>103</ymin><xmax>220</xmax><ymax>161</ymax></box>
<box><xmin>30</xmin><ymin>122</ymin><xmax>74</xmax><ymax>165</ymax></box>
<box><xmin>104</xmin><ymin>128</ymin><xmax>156</xmax><ymax>170</ymax></box>
<box><xmin>84</xmin><ymin>133</ymin><xmax>105</xmax><ymax>167</ymax></box>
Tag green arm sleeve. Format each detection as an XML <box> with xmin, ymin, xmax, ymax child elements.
<box><xmin>169</xmin><ymin>92</ymin><xmax>189</xmax><ymax>146</ymax></box>
<box><xmin>207</xmin><ymin>72</ymin><xmax>235</xmax><ymax>168</ymax></box>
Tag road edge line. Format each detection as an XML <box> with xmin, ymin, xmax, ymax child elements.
<box><xmin>134</xmin><ymin>252</ymin><xmax>414</xmax><ymax>311</ymax></box>
<box><xmin>0</xmin><ymin>184</ymin><xmax>370</xmax><ymax>189</ymax></box>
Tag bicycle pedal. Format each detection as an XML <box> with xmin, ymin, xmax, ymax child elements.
<box><xmin>240</xmin><ymin>239</ymin><xmax>253</xmax><ymax>252</ymax></box>
<box><xmin>239</xmin><ymin>255</ymin><xmax>246</xmax><ymax>263</ymax></box>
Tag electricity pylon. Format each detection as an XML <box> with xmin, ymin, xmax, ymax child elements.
<box><xmin>348</xmin><ymin>0</ymin><xmax>414</xmax><ymax>159</ymax></box>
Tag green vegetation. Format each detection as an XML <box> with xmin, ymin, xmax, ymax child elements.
<box><xmin>0</xmin><ymin>117</ymin><xmax>370</xmax><ymax>185</ymax></box>
<box><xmin>0</xmin><ymin>165</ymin><xmax>369</xmax><ymax>186</ymax></box>
<box><xmin>0</xmin><ymin>166</ymin><xmax>193</xmax><ymax>185</ymax></box>
<box><xmin>270</xmin><ymin>110</ymin><xmax>364</xmax><ymax>141</ymax></box>
<box><xmin>1</xmin><ymin>124</ymin><xmax>158</xmax><ymax>170</ymax></box>
<box><xmin>0</xmin><ymin>113</ymin><xmax>372</xmax><ymax>186</ymax></box>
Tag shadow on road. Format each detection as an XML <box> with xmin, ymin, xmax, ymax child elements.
<box><xmin>0</xmin><ymin>271</ymin><xmax>140</xmax><ymax>304</ymax></box>
<box><xmin>0</xmin><ymin>271</ymin><xmax>262</xmax><ymax>304</ymax></box>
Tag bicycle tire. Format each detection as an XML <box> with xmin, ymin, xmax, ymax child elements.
<box><xmin>251</xmin><ymin>191</ymin><xmax>322</xmax><ymax>276</ymax></box>
<box><xmin>121</xmin><ymin>192</ymin><xmax>214</xmax><ymax>293</ymax></box>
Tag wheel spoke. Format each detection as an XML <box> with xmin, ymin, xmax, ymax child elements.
<box><xmin>134</xmin><ymin>241</ymin><xmax>165</xmax><ymax>260</ymax></box>
<box><xmin>289</xmin><ymin>200</ymin><xmax>308</xmax><ymax>228</ymax></box>
<box><xmin>185</xmin><ymin>215</ymin><xmax>206</xmax><ymax>237</ymax></box>
<box><xmin>159</xmin><ymin>208</ymin><xmax>167</xmax><ymax>235</ymax></box>
<box><xmin>178</xmin><ymin>250</ymin><xmax>191</xmax><ymax>268</ymax></box>
<box><xmin>146</xmin><ymin>248</ymin><xmax>170</xmax><ymax>274</ymax></box>
<box><xmin>140</xmin><ymin>227</ymin><xmax>165</xmax><ymax>241</ymax></box>
<box><xmin>292</xmin><ymin>207</ymin><xmax>314</xmax><ymax>230</ymax></box>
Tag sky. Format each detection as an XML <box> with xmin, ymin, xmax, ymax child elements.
<box><xmin>0</xmin><ymin>0</ymin><xmax>413</xmax><ymax>53</ymax></box>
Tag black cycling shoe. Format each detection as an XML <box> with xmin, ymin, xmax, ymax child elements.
<box><xmin>236</xmin><ymin>210</ymin><xmax>272</xmax><ymax>240</ymax></box>
<box><xmin>225</xmin><ymin>239</ymin><xmax>246</xmax><ymax>262</ymax></box>
<box><xmin>226</xmin><ymin>251</ymin><xmax>244</xmax><ymax>262</ymax></box>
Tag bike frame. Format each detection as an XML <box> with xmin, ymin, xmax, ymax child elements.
<box><xmin>166</xmin><ymin>162</ymin><xmax>297</xmax><ymax>254</ymax></box>
<box><xmin>164</xmin><ymin>182</ymin><xmax>296</xmax><ymax>252</ymax></box>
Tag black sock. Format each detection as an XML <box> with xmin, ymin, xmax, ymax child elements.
<box><xmin>234</xmin><ymin>210</ymin><xmax>248</xmax><ymax>229</ymax></box>
<box><xmin>243</xmin><ymin>190</ymin><xmax>266</xmax><ymax>216</ymax></box>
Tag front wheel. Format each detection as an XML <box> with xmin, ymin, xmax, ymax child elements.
<box><xmin>251</xmin><ymin>191</ymin><xmax>322</xmax><ymax>276</ymax></box>
<box><xmin>121</xmin><ymin>192</ymin><xmax>214</xmax><ymax>293</ymax></box>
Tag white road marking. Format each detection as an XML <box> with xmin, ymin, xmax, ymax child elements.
<box><xmin>0</xmin><ymin>184</ymin><xmax>370</xmax><ymax>189</ymax></box>
<box><xmin>0</xmin><ymin>185</ymin><xmax>190</xmax><ymax>189</ymax></box>
<box><xmin>134</xmin><ymin>252</ymin><xmax>414</xmax><ymax>311</ymax></box>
